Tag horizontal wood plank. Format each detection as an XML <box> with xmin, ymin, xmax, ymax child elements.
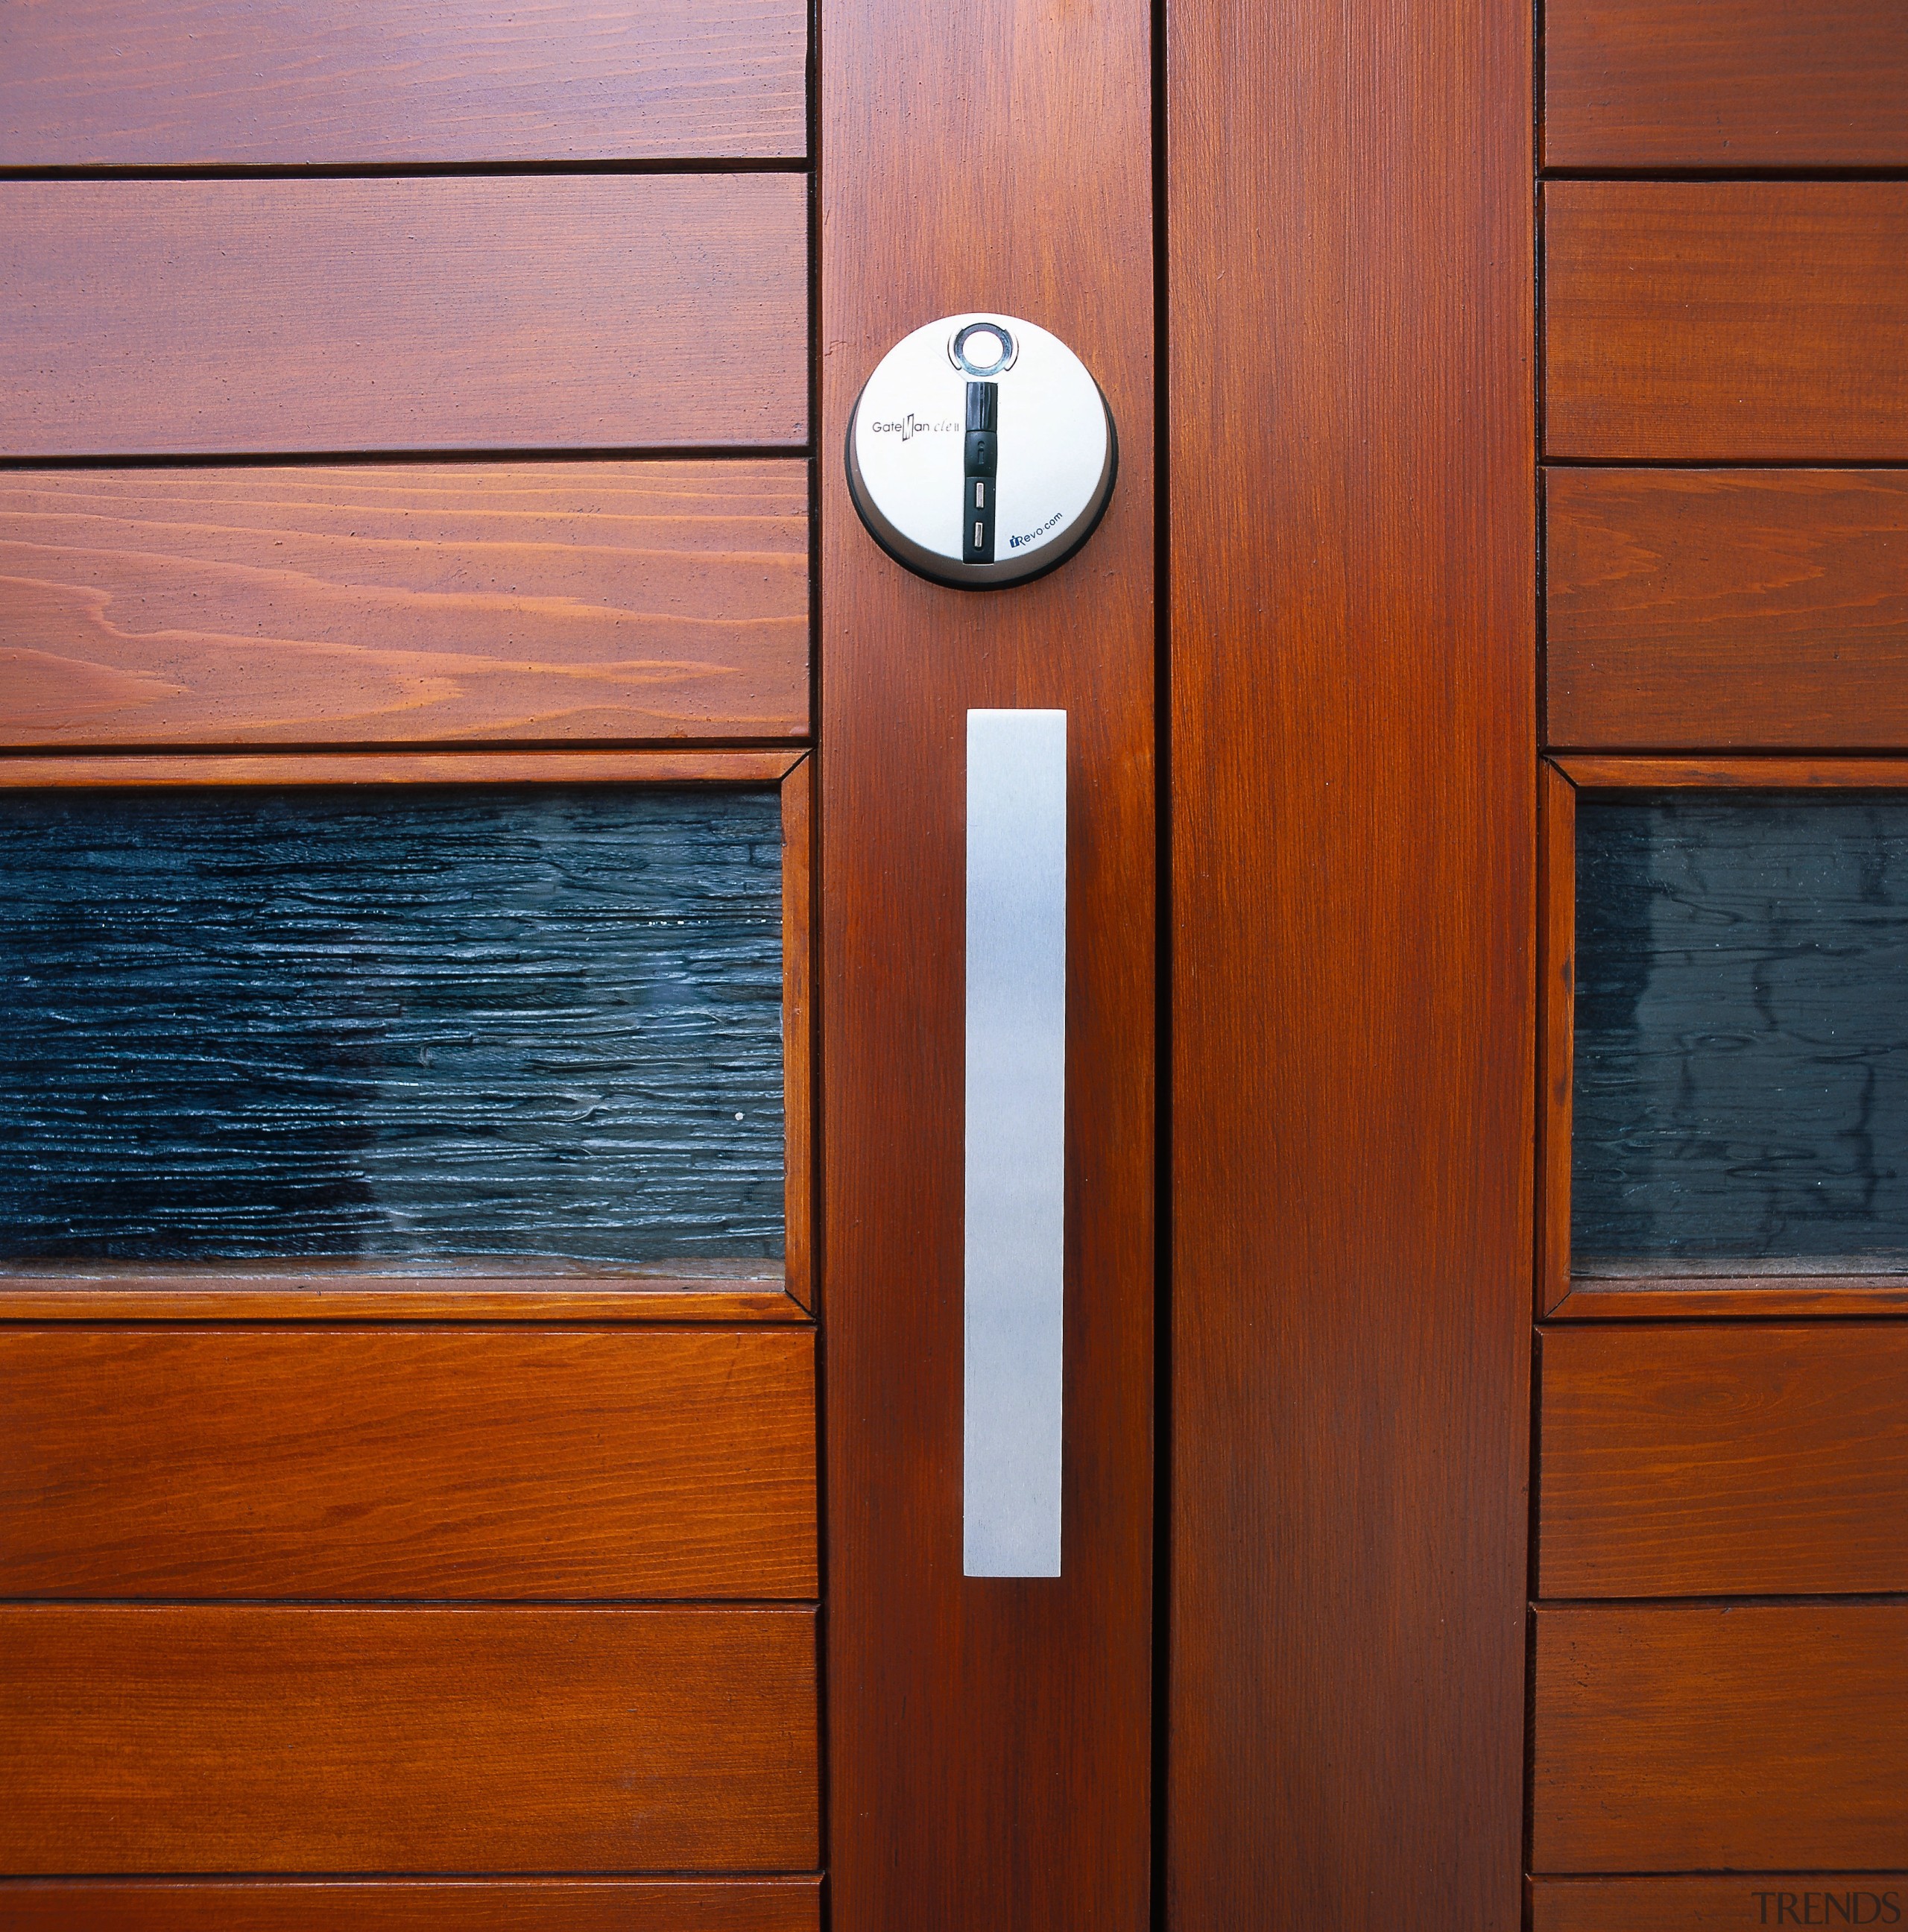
<box><xmin>1545</xmin><ymin>0</ymin><xmax>1908</xmax><ymax>169</ymax></box>
<box><xmin>1533</xmin><ymin>1603</ymin><xmax>1908</xmax><ymax>1871</ymax></box>
<box><xmin>0</xmin><ymin>465</ymin><xmax>808</xmax><ymax>747</ymax></box>
<box><xmin>0</xmin><ymin>1328</ymin><xmax>815</xmax><ymax>1599</ymax></box>
<box><xmin>1556</xmin><ymin>756</ymin><xmax>1908</xmax><ymax>792</ymax></box>
<box><xmin>0</xmin><ymin>1881</ymin><xmax>820</xmax><ymax>1932</ymax></box>
<box><xmin>0</xmin><ymin>1266</ymin><xmax>805</xmax><ymax>1322</ymax></box>
<box><xmin>0</xmin><ymin>751</ymin><xmax>802</xmax><ymax>786</ymax></box>
<box><xmin>0</xmin><ymin>0</ymin><xmax>806</xmax><ymax>165</ymax></box>
<box><xmin>1540</xmin><ymin>1325</ymin><xmax>1908</xmax><ymax>1599</ymax></box>
<box><xmin>1532</xmin><ymin>1877</ymin><xmax>1908</xmax><ymax>1932</ymax></box>
<box><xmin>1546</xmin><ymin>183</ymin><xmax>1908</xmax><ymax>463</ymax></box>
<box><xmin>1547</xmin><ymin>470</ymin><xmax>1908</xmax><ymax>751</ymax></box>
<box><xmin>1552</xmin><ymin>1277</ymin><xmax>1908</xmax><ymax>1320</ymax></box>
<box><xmin>0</xmin><ymin>1606</ymin><xmax>817</xmax><ymax>1873</ymax></box>
<box><xmin>0</xmin><ymin>177</ymin><xmax>806</xmax><ymax>458</ymax></box>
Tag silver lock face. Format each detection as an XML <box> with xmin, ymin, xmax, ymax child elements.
<box><xmin>846</xmin><ymin>314</ymin><xmax>1116</xmax><ymax>589</ymax></box>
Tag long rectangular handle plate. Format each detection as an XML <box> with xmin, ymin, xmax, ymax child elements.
<box><xmin>964</xmin><ymin>707</ymin><xmax>1067</xmax><ymax>1578</ymax></box>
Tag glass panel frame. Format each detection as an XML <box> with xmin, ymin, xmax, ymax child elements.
<box><xmin>1541</xmin><ymin>756</ymin><xmax>1908</xmax><ymax>1322</ymax></box>
<box><xmin>0</xmin><ymin>751</ymin><xmax>812</xmax><ymax>1322</ymax></box>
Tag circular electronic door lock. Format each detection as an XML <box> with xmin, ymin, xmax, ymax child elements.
<box><xmin>846</xmin><ymin>313</ymin><xmax>1116</xmax><ymax>589</ymax></box>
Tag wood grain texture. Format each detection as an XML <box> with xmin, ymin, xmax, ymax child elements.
<box><xmin>0</xmin><ymin>1881</ymin><xmax>821</xmax><ymax>1932</ymax></box>
<box><xmin>1558</xmin><ymin>756</ymin><xmax>1908</xmax><ymax>792</ymax></box>
<box><xmin>1546</xmin><ymin>184</ymin><xmax>1908</xmax><ymax>463</ymax></box>
<box><xmin>1542</xmin><ymin>763</ymin><xmax>1577</xmax><ymax>1316</ymax></box>
<box><xmin>1168</xmin><ymin>0</ymin><xmax>1534</xmax><ymax>1925</ymax></box>
<box><xmin>0</xmin><ymin>1606</ymin><xmax>816</xmax><ymax>1873</ymax></box>
<box><xmin>1531</xmin><ymin>1877</ymin><xmax>1908</xmax><ymax>1932</ymax></box>
<box><xmin>0</xmin><ymin>465</ymin><xmax>809</xmax><ymax>747</ymax></box>
<box><xmin>819</xmin><ymin>0</ymin><xmax>1154</xmax><ymax>1922</ymax></box>
<box><xmin>0</xmin><ymin>0</ymin><xmax>806</xmax><ymax>164</ymax></box>
<box><xmin>0</xmin><ymin>1269</ymin><xmax>805</xmax><ymax>1322</ymax></box>
<box><xmin>0</xmin><ymin>177</ymin><xmax>806</xmax><ymax>458</ymax></box>
<box><xmin>1544</xmin><ymin>0</ymin><xmax>1908</xmax><ymax>171</ymax></box>
<box><xmin>1532</xmin><ymin>1603</ymin><xmax>1908</xmax><ymax>1872</ymax></box>
<box><xmin>0</xmin><ymin>1328</ymin><xmax>815</xmax><ymax>1599</ymax></box>
<box><xmin>780</xmin><ymin>758</ymin><xmax>813</xmax><ymax>1310</ymax></box>
<box><xmin>1539</xmin><ymin>1325</ymin><xmax>1908</xmax><ymax>1598</ymax></box>
<box><xmin>1551</xmin><ymin>1275</ymin><xmax>1908</xmax><ymax>1320</ymax></box>
<box><xmin>1547</xmin><ymin>470</ymin><xmax>1908</xmax><ymax>751</ymax></box>
<box><xmin>0</xmin><ymin>751</ymin><xmax>801</xmax><ymax>786</ymax></box>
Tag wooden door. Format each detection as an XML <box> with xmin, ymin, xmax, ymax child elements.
<box><xmin>0</xmin><ymin>7</ymin><xmax>827</xmax><ymax>1925</ymax></box>
<box><xmin>15</xmin><ymin>2</ymin><xmax>1903</xmax><ymax>1928</ymax></box>
<box><xmin>0</xmin><ymin>0</ymin><xmax>1153</xmax><ymax>1926</ymax></box>
<box><xmin>1169</xmin><ymin>1</ymin><xmax>1908</xmax><ymax>1928</ymax></box>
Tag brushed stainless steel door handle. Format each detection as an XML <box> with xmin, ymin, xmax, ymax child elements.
<box><xmin>964</xmin><ymin>707</ymin><xmax>1067</xmax><ymax>1578</ymax></box>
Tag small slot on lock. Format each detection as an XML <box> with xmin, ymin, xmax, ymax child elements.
<box><xmin>963</xmin><ymin>380</ymin><xmax>999</xmax><ymax>564</ymax></box>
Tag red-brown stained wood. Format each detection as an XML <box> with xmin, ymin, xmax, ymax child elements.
<box><xmin>1544</xmin><ymin>0</ymin><xmax>1908</xmax><ymax>169</ymax></box>
<box><xmin>1539</xmin><ymin>1325</ymin><xmax>1908</xmax><ymax>1599</ymax></box>
<box><xmin>1557</xmin><ymin>755</ymin><xmax>1908</xmax><ymax>792</ymax></box>
<box><xmin>0</xmin><ymin>1881</ymin><xmax>821</xmax><ymax>1932</ymax></box>
<box><xmin>0</xmin><ymin>1270</ymin><xmax>806</xmax><ymax>1322</ymax></box>
<box><xmin>0</xmin><ymin>0</ymin><xmax>806</xmax><ymax>165</ymax></box>
<box><xmin>1547</xmin><ymin>470</ymin><xmax>1908</xmax><ymax>751</ymax></box>
<box><xmin>1541</xmin><ymin>763</ymin><xmax>1577</xmax><ymax>1316</ymax></box>
<box><xmin>1551</xmin><ymin>1276</ymin><xmax>1908</xmax><ymax>1321</ymax></box>
<box><xmin>0</xmin><ymin>465</ymin><xmax>809</xmax><ymax>747</ymax></box>
<box><xmin>1168</xmin><ymin>0</ymin><xmax>1534</xmax><ymax>1924</ymax></box>
<box><xmin>0</xmin><ymin>1606</ymin><xmax>817</xmax><ymax>1873</ymax></box>
<box><xmin>1530</xmin><ymin>1877</ymin><xmax>1908</xmax><ymax>1932</ymax></box>
<box><xmin>0</xmin><ymin>751</ymin><xmax>801</xmax><ymax>787</ymax></box>
<box><xmin>1542</xmin><ymin>754</ymin><xmax>1908</xmax><ymax>1320</ymax></box>
<box><xmin>0</xmin><ymin>1328</ymin><xmax>815</xmax><ymax>1600</ymax></box>
<box><xmin>780</xmin><ymin>757</ymin><xmax>813</xmax><ymax>1311</ymax></box>
<box><xmin>0</xmin><ymin>1259</ymin><xmax>799</xmax><ymax>1321</ymax></box>
<box><xmin>0</xmin><ymin>177</ymin><xmax>806</xmax><ymax>458</ymax></box>
<box><xmin>1532</xmin><ymin>1603</ymin><xmax>1908</xmax><ymax>1872</ymax></box>
<box><xmin>819</xmin><ymin>0</ymin><xmax>1154</xmax><ymax>1922</ymax></box>
<box><xmin>1546</xmin><ymin>184</ymin><xmax>1908</xmax><ymax>463</ymax></box>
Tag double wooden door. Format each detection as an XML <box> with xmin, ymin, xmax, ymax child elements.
<box><xmin>7</xmin><ymin>1</ymin><xmax>1908</xmax><ymax>1928</ymax></box>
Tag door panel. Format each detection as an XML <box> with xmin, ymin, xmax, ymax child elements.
<box><xmin>1546</xmin><ymin>470</ymin><xmax>1908</xmax><ymax>751</ymax></box>
<box><xmin>0</xmin><ymin>177</ymin><xmax>806</xmax><ymax>456</ymax></box>
<box><xmin>1540</xmin><ymin>1325</ymin><xmax>1908</xmax><ymax>1598</ymax></box>
<box><xmin>1166</xmin><ymin>0</ymin><xmax>1535</xmax><ymax>1922</ymax></box>
<box><xmin>1531</xmin><ymin>1877</ymin><xmax>1908</xmax><ymax>1931</ymax></box>
<box><xmin>1545</xmin><ymin>183</ymin><xmax>1908</xmax><ymax>462</ymax></box>
<box><xmin>0</xmin><ymin>1328</ymin><xmax>815</xmax><ymax>1600</ymax></box>
<box><xmin>0</xmin><ymin>464</ymin><xmax>809</xmax><ymax>748</ymax></box>
<box><xmin>1535</xmin><ymin>7</ymin><xmax>1908</xmax><ymax>1900</ymax></box>
<box><xmin>0</xmin><ymin>0</ymin><xmax>821</xmax><ymax>1907</ymax></box>
<box><xmin>818</xmin><ymin>0</ymin><xmax>1154</xmax><ymax>1918</ymax></box>
<box><xmin>1533</xmin><ymin>1603</ymin><xmax>1908</xmax><ymax>1871</ymax></box>
<box><xmin>0</xmin><ymin>1881</ymin><xmax>821</xmax><ymax>1932</ymax></box>
<box><xmin>1</xmin><ymin>1606</ymin><xmax>817</xmax><ymax>1873</ymax></box>
<box><xmin>1544</xmin><ymin>0</ymin><xmax>1908</xmax><ymax>169</ymax></box>
<box><xmin>0</xmin><ymin>0</ymin><xmax>808</xmax><ymax>165</ymax></box>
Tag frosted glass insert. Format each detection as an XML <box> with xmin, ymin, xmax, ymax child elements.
<box><xmin>0</xmin><ymin>786</ymin><xmax>783</xmax><ymax>1263</ymax></box>
<box><xmin>1573</xmin><ymin>795</ymin><xmax>1908</xmax><ymax>1268</ymax></box>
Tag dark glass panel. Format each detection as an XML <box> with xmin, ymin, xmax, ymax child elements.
<box><xmin>1574</xmin><ymin>795</ymin><xmax>1908</xmax><ymax>1267</ymax></box>
<box><xmin>0</xmin><ymin>787</ymin><xmax>783</xmax><ymax>1263</ymax></box>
